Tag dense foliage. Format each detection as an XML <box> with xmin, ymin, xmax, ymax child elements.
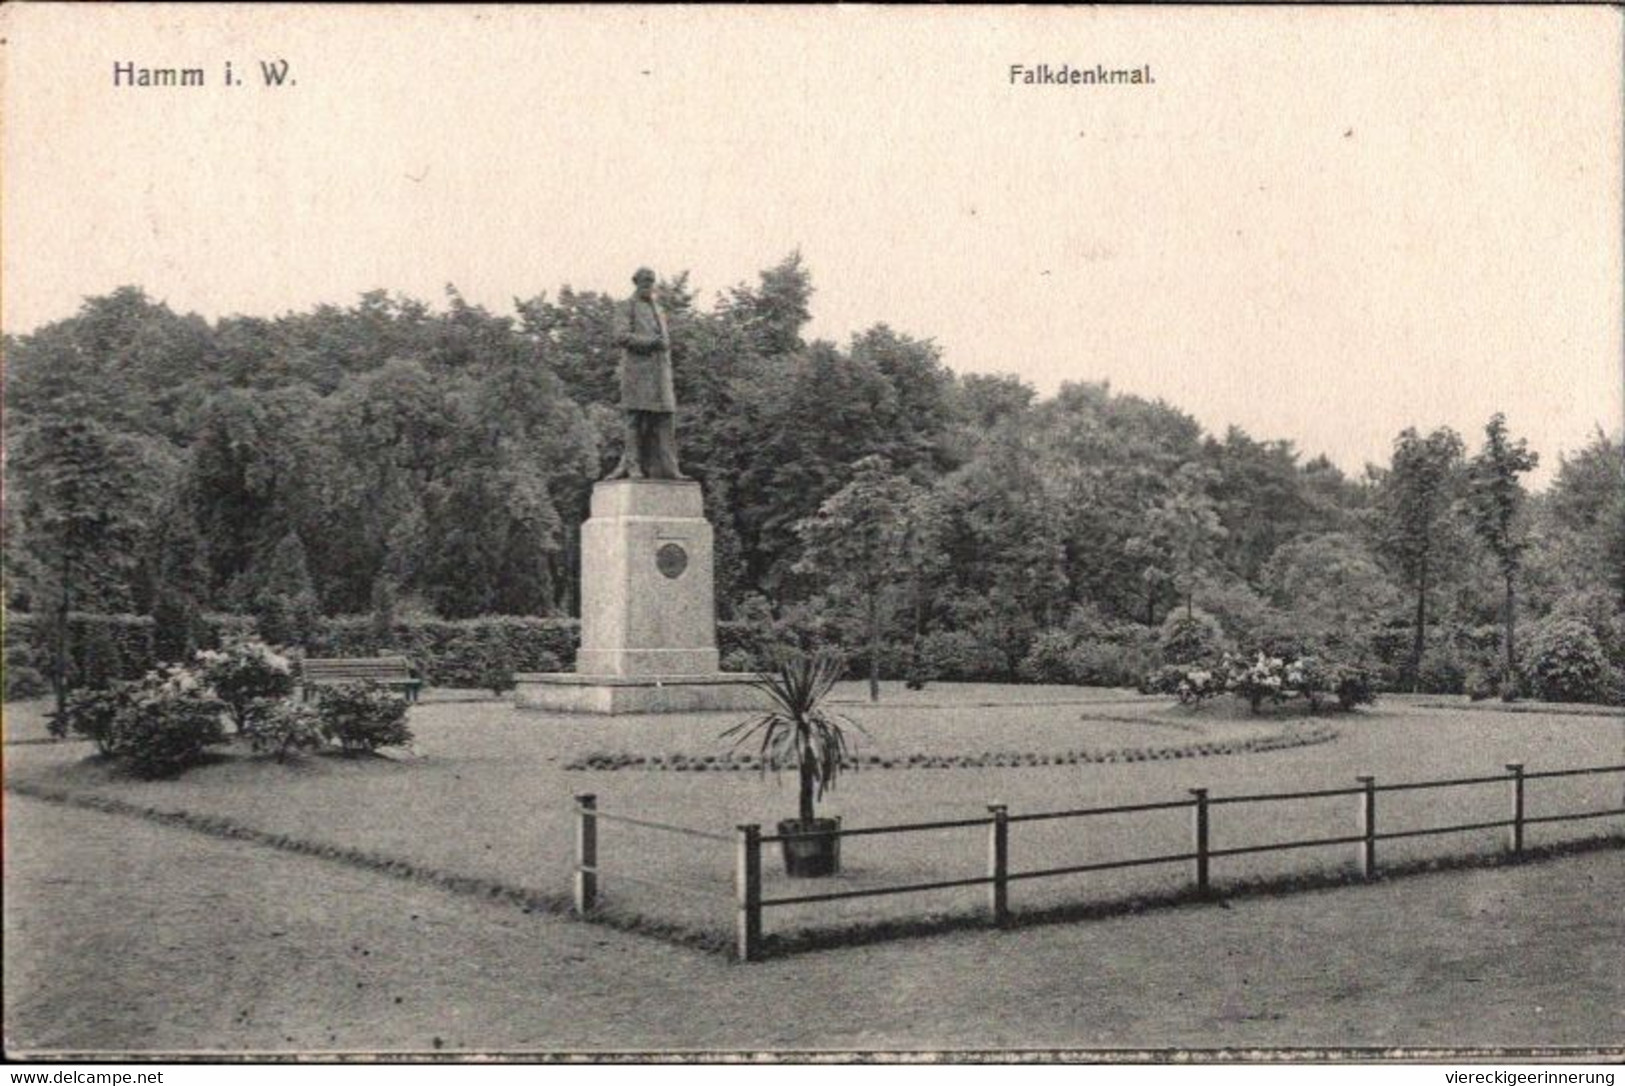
<box><xmin>6</xmin><ymin>259</ymin><xmax>1623</xmax><ymax>704</ymax></box>
<box><xmin>48</xmin><ymin>665</ymin><xmax>228</xmax><ymax>778</ymax></box>
<box><xmin>312</xmin><ymin>682</ymin><xmax>414</xmax><ymax>754</ymax></box>
<box><xmin>194</xmin><ymin>639</ymin><xmax>296</xmax><ymax>731</ymax></box>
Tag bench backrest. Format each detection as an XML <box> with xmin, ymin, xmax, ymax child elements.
<box><xmin>302</xmin><ymin>656</ymin><xmax>417</xmax><ymax>682</ymax></box>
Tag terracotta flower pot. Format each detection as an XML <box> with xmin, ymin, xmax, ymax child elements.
<box><xmin>777</xmin><ymin>816</ymin><xmax>842</xmax><ymax>878</ymax></box>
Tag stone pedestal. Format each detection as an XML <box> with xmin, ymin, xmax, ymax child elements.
<box><xmin>515</xmin><ymin>480</ymin><xmax>762</xmax><ymax>714</ymax></box>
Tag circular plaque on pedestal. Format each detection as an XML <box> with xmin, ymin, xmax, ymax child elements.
<box><xmin>656</xmin><ymin>542</ymin><xmax>689</xmax><ymax>579</ymax></box>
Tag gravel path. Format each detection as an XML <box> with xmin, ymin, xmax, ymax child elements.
<box><xmin>6</xmin><ymin>793</ymin><xmax>1621</xmax><ymax>1056</ymax></box>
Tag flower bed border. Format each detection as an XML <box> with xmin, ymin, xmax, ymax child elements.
<box><xmin>565</xmin><ymin>723</ymin><xmax>1340</xmax><ymax>772</ymax></box>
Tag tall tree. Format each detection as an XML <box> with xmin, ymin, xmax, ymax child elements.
<box><xmin>1263</xmin><ymin>531</ymin><xmax>1400</xmax><ymax>647</ymax></box>
<box><xmin>10</xmin><ymin>410</ymin><xmax>153</xmax><ymax>716</ymax></box>
<box><xmin>935</xmin><ymin>421</ymin><xmax>1067</xmax><ymax>677</ymax></box>
<box><xmin>1203</xmin><ymin>427</ymin><xmax>1318</xmax><ymax>584</ymax></box>
<box><xmin>793</xmin><ymin>456</ymin><xmax>925</xmax><ymax>701</ymax></box>
<box><xmin>1139</xmin><ymin>463</ymin><xmax>1227</xmax><ymax>620</ymax></box>
<box><xmin>1465</xmin><ymin>414</ymin><xmax>1539</xmax><ymax>683</ymax></box>
<box><xmin>721</xmin><ymin>250</ymin><xmax>814</xmax><ymax>357</ymax></box>
<box><xmin>1542</xmin><ymin>428</ymin><xmax>1625</xmax><ymax>611</ymax></box>
<box><xmin>1373</xmin><ymin>426</ymin><xmax>1466</xmax><ymax>691</ymax></box>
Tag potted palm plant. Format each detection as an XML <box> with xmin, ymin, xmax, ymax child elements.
<box><xmin>722</xmin><ymin>647</ymin><xmax>861</xmax><ymax>878</ymax></box>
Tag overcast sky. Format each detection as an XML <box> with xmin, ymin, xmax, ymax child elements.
<box><xmin>4</xmin><ymin>5</ymin><xmax>1620</xmax><ymax>486</ymax></box>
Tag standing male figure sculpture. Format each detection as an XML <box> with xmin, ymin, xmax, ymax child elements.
<box><xmin>607</xmin><ymin>266</ymin><xmax>686</xmax><ymax>480</ymax></box>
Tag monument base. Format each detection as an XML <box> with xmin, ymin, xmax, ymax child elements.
<box><xmin>514</xmin><ymin>672</ymin><xmax>764</xmax><ymax>715</ymax></box>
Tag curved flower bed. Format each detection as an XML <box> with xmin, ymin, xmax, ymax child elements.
<box><xmin>564</xmin><ymin>722</ymin><xmax>1340</xmax><ymax>772</ymax></box>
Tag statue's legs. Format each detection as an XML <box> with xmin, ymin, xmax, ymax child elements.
<box><xmin>608</xmin><ymin>411</ymin><xmax>684</xmax><ymax>481</ymax></box>
<box><xmin>606</xmin><ymin>413</ymin><xmax>644</xmax><ymax>479</ymax></box>
<box><xmin>646</xmin><ymin>413</ymin><xmax>684</xmax><ymax>479</ymax></box>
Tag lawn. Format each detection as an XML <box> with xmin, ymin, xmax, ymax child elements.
<box><xmin>5</xmin><ymin>683</ymin><xmax>1623</xmax><ymax>954</ymax></box>
<box><xmin>9</xmin><ymin>794</ymin><xmax>1621</xmax><ymax>1053</ymax></box>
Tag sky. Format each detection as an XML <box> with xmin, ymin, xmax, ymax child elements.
<box><xmin>3</xmin><ymin>5</ymin><xmax>1620</xmax><ymax>486</ymax></box>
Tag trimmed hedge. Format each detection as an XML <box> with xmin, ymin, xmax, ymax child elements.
<box><xmin>4</xmin><ymin>612</ymin><xmax>582</xmax><ymax>696</ymax></box>
<box><xmin>302</xmin><ymin>616</ymin><xmax>577</xmax><ymax>686</ymax></box>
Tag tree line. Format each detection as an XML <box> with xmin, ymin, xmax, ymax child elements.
<box><xmin>6</xmin><ymin>254</ymin><xmax>1624</xmax><ymax>701</ymax></box>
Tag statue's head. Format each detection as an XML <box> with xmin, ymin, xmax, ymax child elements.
<box><xmin>632</xmin><ymin>267</ymin><xmax>656</xmax><ymax>299</ymax></box>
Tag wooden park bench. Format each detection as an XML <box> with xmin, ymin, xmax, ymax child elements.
<box><xmin>300</xmin><ymin>655</ymin><xmax>423</xmax><ymax>703</ymax></box>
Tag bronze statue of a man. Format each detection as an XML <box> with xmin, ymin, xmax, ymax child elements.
<box><xmin>606</xmin><ymin>266</ymin><xmax>686</xmax><ymax>480</ymax></box>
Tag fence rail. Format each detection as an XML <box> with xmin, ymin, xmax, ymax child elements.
<box><xmin>572</xmin><ymin>761</ymin><xmax>1625</xmax><ymax>962</ymax></box>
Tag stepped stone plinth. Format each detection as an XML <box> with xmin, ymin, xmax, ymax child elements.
<box><xmin>514</xmin><ymin>479</ymin><xmax>761</xmax><ymax>714</ymax></box>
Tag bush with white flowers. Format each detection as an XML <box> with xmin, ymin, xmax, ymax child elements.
<box><xmin>195</xmin><ymin>640</ymin><xmax>297</xmax><ymax>732</ymax></box>
<box><xmin>104</xmin><ymin>665</ymin><xmax>228</xmax><ymax>777</ymax></box>
<box><xmin>1156</xmin><ymin>651</ymin><xmax>1375</xmax><ymax>714</ymax></box>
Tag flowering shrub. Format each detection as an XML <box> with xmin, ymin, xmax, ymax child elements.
<box><xmin>1226</xmin><ymin>653</ymin><xmax>1289</xmax><ymax>712</ymax></box>
<box><xmin>1151</xmin><ymin>663</ymin><xmax>1225</xmax><ymax>705</ymax></box>
<box><xmin>1156</xmin><ymin>653</ymin><xmax>1375</xmax><ymax>713</ymax></box>
<box><xmin>195</xmin><ymin>640</ymin><xmax>296</xmax><ymax>731</ymax></box>
<box><xmin>242</xmin><ymin>700</ymin><xmax>326</xmax><ymax>762</ymax></box>
<box><xmin>314</xmin><ymin>681</ymin><xmax>413</xmax><ymax>754</ymax></box>
<box><xmin>108</xmin><ymin>666</ymin><xmax>227</xmax><ymax>777</ymax></box>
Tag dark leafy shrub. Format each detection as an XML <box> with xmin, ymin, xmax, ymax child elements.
<box><xmin>918</xmin><ymin>629</ymin><xmax>1008</xmax><ymax>682</ymax></box>
<box><xmin>717</xmin><ymin>622</ymin><xmax>760</xmax><ymax>670</ymax></box>
<box><xmin>1069</xmin><ymin>639</ymin><xmax>1154</xmax><ymax>689</ymax></box>
<box><xmin>1499</xmin><ymin>669</ymin><xmax>1526</xmax><ymax>703</ymax></box>
<box><xmin>1018</xmin><ymin>631</ymin><xmax>1078</xmax><ymax>684</ymax></box>
<box><xmin>202</xmin><ymin>613</ymin><xmax>260</xmax><ymax>648</ymax></box>
<box><xmin>194</xmin><ymin>640</ymin><xmax>297</xmax><ymax>731</ymax></box>
<box><xmin>242</xmin><ymin>700</ymin><xmax>326</xmax><ymax>762</ymax></box>
<box><xmin>315</xmin><ymin>681</ymin><xmax>413</xmax><ymax>754</ymax></box>
<box><xmin>4</xmin><ymin>664</ymin><xmax>50</xmax><ymax>701</ymax></box>
<box><xmin>1523</xmin><ymin>614</ymin><xmax>1611</xmax><ymax>703</ymax></box>
<box><xmin>1417</xmin><ymin>646</ymin><xmax>1467</xmax><ymax>695</ymax></box>
<box><xmin>1464</xmin><ymin>666</ymin><xmax>1498</xmax><ymax>702</ymax></box>
<box><xmin>475</xmin><ymin>654</ymin><xmax>517</xmax><ymax>697</ymax></box>
<box><xmin>108</xmin><ymin>667</ymin><xmax>228</xmax><ymax>778</ymax></box>
<box><xmin>1157</xmin><ymin>610</ymin><xmax>1225</xmax><ymax>666</ymax></box>
<box><xmin>48</xmin><ymin>684</ymin><xmax>130</xmax><ymax>753</ymax></box>
<box><xmin>1325</xmin><ymin>661</ymin><xmax>1376</xmax><ymax>710</ymax></box>
<box><xmin>251</xmin><ymin>591</ymin><xmax>320</xmax><ymax>649</ymax></box>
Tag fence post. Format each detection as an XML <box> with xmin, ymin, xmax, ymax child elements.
<box><xmin>1189</xmin><ymin>788</ymin><xmax>1210</xmax><ymax>895</ymax></box>
<box><xmin>574</xmin><ymin>793</ymin><xmax>597</xmax><ymax>914</ymax></box>
<box><xmin>987</xmin><ymin>803</ymin><xmax>1009</xmax><ymax>926</ymax></box>
<box><xmin>1505</xmin><ymin>763</ymin><xmax>1525</xmax><ymax>855</ymax></box>
<box><xmin>735</xmin><ymin>823</ymin><xmax>762</xmax><ymax>963</ymax></box>
<box><xmin>1355</xmin><ymin>776</ymin><xmax>1376</xmax><ymax>879</ymax></box>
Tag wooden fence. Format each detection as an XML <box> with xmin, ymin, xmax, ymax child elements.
<box><xmin>573</xmin><ymin>761</ymin><xmax>1625</xmax><ymax>962</ymax></box>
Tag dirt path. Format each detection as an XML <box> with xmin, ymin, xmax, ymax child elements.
<box><xmin>5</xmin><ymin>794</ymin><xmax>1621</xmax><ymax>1056</ymax></box>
